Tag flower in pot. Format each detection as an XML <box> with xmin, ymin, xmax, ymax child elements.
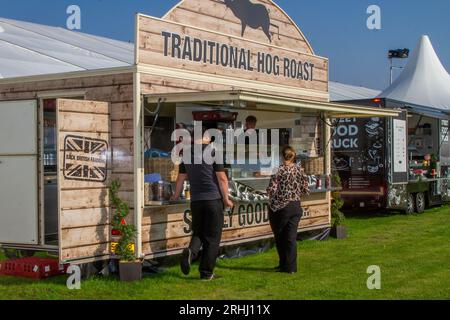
<box><xmin>330</xmin><ymin>175</ymin><xmax>347</xmax><ymax>239</ymax></box>
<box><xmin>110</xmin><ymin>180</ymin><xmax>141</xmax><ymax>282</ymax></box>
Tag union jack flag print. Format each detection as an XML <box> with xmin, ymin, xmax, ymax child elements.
<box><xmin>63</xmin><ymin>135</ymin><xmax>108</xmax><ymax>182</ymax></box>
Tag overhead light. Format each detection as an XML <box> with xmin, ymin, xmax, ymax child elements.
<box><xmin>388</xmin><ymin>48</ymin><xmax>410</xmax><ymax>59</ymax></box>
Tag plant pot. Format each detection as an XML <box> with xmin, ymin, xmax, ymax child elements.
<box><xmin>331</xmin><ymin>225</ymin><xmax>347</xmax><ymax>239</ymax></box>
<box><xmin>119</xmin><ymin>261</ymin><xmax>142</xmax><ymax>282</ymax></box>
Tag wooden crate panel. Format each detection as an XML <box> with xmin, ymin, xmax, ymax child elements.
<box><xmin>111</xmin><ymin>102</ymin><xmax>134</xmax><ymax>121</ymax></box>
<box><xmin>60</xmin><ymin>243</ymin><xmax>110</xmax><ymax>262</ymax></box>
<box><xmin>142</xmin><ymin>237</ymin><xmax>192</xmax><ymax>255</ymax></box>
<box><xmin>61</xmin><ymin>225</ymin><xmax>109</xmax><ymax>249</ymax></box>
<box><xmin>57</xmin><ymin>99</ymin><xmax>110</xmax><ymax>115</ymax></box>
<box><xmin>112</xmin><ymin>120</ymin><xmax>134</xmax><ymax>138</ymax></box>
<box><xmin>58</xmin><ymin>112</ymin><xmax>110</xmax><ymax>133</ymax></box>
<box><xmin>59</xmin><ymin>188</ymin><xmax>110</xmax><ymax>210</ymax></box>
<box><xmin>110</xmin><ymin>173</ymin><xmax>135</xmax><ymax>190</ymax></box>
<box><xmin>85</xmin><ymin>85</ymin><xmax>134</xmax><ymax>103</ymax></box>
<box><xmin>60</xmin><ymin>207</ymin><xmax>110</xmax><ymax>229</ymax></box>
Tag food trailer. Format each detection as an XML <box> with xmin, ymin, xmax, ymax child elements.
<box><xmin>0</xmin><ymin>0</ymin><xmax>398</xmax><ymax>265</ymax></box>
<box><xmin>332</xmin><ymin>36</ymin><xmax>450</xmax><ymax>213</ymax></box>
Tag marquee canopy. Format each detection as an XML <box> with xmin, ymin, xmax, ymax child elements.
<box><xmin>0</xmin><ymin>17</ymin><xmax>134</xmax><ymax>79</ymax></box>
<box><xmin>329</xmin><ymin>82</ymin><xmax>381</xmax><ymax>102</ymax></box>
<box><xmin>378</xmin><ymin>35</ymin><xmax>450</xmax><ymax>112</ymax></box>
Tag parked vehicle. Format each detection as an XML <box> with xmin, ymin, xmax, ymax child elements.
<box><xmin>333</xmin><ymin>100</ymin><xmax>450</xmax><ymax>213</ymax></box>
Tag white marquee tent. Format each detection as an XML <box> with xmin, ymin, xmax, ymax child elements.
<box><xmin>329</xmin><ymin>81</ymin><xmax>381</xmax><ymax>101</ymax></box>
<box><xmin>378</xmin><ymin>35</ymin><xmax>450</xmax><ymax>112</ymax></box>
<box><xmin>0</xmin><ymin>17</ymin><xmax>134</xmax><ymax>79</ymax></box>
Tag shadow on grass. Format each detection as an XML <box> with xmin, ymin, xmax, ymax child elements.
<box><xmin>344</xmin><ymin>204</ymin><xmax>449</xmax><ymax>220</ymax></box>
<box><xmin>343</xmin><ymin>208</ymin><xmax>401</xmax><ymax>220</ymax></box>
<box><xmin>216</xmin><ymin>264</ymin><xmax>276</xmax><ymax>273</ymax></box>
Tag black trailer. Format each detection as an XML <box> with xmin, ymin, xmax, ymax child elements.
<box><xmin>332</xmin><ymin>98</ymin><xmax>450</xmax><ymax>213</ymax></box>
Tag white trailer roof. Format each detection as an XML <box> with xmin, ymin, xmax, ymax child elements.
<box><xmin>378</xmin><ymin>35</ymin><xmax>450</xmax><ymax>111</ymax></box>
<box><xmin>0</xmin><ymin>17</ymin><xmax>134</xmax><ymax>79</ymax></box>
<box><xmin>329</xmin><ymin>81</ymin><xmax>381</xmax><ymax>101</ymax></box>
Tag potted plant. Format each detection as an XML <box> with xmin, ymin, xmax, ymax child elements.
<box><xmin>330</xmin><ymin>175</ymin><xmax>347</xmax><ymax>239</ymax></box>
<box><xmin>110</xmin><ymin>180</ymin><xmax>141</xmax><ymax>281</ymax></box>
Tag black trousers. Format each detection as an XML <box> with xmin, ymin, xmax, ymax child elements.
<box><xmin>189</xmin><ymin>199</ymin><xmax>224</xmax><ymax>277</ymax></box>
<box><xmin>269</xmin><ymin>201</ymin><xmax>302</xmax><ymax>273</ymax></box>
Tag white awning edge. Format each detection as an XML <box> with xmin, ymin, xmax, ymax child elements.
<box><xmin>145</xmin><ymin>90</ymin><xmax>400</xmax><ymax>118</ymax></box>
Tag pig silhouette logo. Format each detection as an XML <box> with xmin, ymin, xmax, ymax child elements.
<box><xmin>224</xmin><ymin>0</ymin><xmax>280</xmax><ymax>43</ymax></box>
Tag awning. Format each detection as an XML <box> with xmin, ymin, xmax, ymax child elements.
<box><xmin>145</xmin><ymin>90</ymin><xmax>400</xmax><ymax>118</ymax></box>
<box><xmin>405</xmin><ymin>104</ymin><xmax>450</xmax><ymax>120</ymax></box>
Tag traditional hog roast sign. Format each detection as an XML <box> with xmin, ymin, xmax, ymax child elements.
<box><xmin>138</xmin><ymin>0</ymin><xmax>329</xmax><ymax>94</ymax></box>
<box><xmin>63</xmin><ymin>135</ymin><xmax>108</xmax><ymax>182</ymax></box>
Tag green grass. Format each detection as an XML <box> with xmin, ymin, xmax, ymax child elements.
<box><xmin>1</xmin><ymin>206</ymin><xmax>449</xmax><ymax>300</ymax></box>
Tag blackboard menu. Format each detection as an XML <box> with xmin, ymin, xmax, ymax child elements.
<box><xmin>441</xmin><ymin>120</ymin><xmax>450</xmax><ymax>166</ymax></box>
<box><xmin>332</xmin><ymin>118</ymin><xmax>385</xmax><ymax>191</ymax></box>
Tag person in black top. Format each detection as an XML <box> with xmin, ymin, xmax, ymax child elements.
<box><xmin>171</xmin><ymin>129</ymin><xmax>234</xmax><ymax>281</ymax></box>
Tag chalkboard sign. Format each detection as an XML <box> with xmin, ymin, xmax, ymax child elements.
<box><xmin>332</xmin><ymin>118</ymin><xmax>385</xmax><ymax>191</ymax></box>
<box><xmin>441</xmin><ymin>120</ymin><xmax>450</xmax><ymax>166</ymax></box>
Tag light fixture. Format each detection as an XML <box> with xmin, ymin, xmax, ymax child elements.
<box><xmin>388</xmin><ymin>48</ymin><xmax>410</xmax><ymax>59</ymax></box>
<box><xmin>388</xmin><ymin>48</ymin><xmax>410</xmax><ymax>84</ymax></box>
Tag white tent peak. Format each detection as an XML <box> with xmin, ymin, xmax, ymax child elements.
<box><xmin>378</xmin><ymin>35</ymin><xmax>450</xmax><ymax>110</ymax></box>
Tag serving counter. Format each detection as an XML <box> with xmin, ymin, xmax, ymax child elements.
<box><xmin>142</xmin><ymin>185</ymin><xmax>330</xmax><ymax>258</ymax></box>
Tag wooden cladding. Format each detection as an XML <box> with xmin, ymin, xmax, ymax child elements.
<box><xmin>142</xmin><ymin>200</ymin><xmax>330</xmax><ymax>257</ymax></box>
<box><xmin>57</xmin><ymin>99</ymin><xmax>112</xmax><ymax>262</ymax></box>
<box><xmin>138</xmin><ymin>14</ymin><xmax>328</xmax><ymax>94</ymax></box>
<box><xmin>0</xmin><ymin>73</ymin><xmax>135</xmax><ymax>263</ymax></box>
<box><xmin>164</xmin><ymin>0</ymin><xmax>313</xmax><ymax>53</ymax></box>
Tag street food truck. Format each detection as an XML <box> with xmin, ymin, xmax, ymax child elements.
<box><xmin>0</xmin><ymin>0</ymin><xmax>397</xmax><ymax>264</ymax></box>
<box><xmin>332</xmin><ymin>36</ymin><xmax>450</xmax><ymax>213</ymax></box>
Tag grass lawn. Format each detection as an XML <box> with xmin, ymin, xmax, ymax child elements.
<box><xmin>1</xmin><ymin>206</ymin><xmax>449</xmax><ymax>300</ymax></box>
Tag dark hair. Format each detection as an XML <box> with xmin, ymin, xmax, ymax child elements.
<box><xmin>282</xmin><ymin>146</ymin><xmax>296</xmax><ymax>163</ymax></box>
<box><xmin>246</xmin><ymin>115</ymin><xmax>257</xmax><ymax>124</ymax></box>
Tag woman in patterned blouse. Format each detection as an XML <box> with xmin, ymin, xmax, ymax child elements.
<box><xmin>266</xmin><ymin>146</ymin><xmax>310</xmax><ymax>274</ymax></box>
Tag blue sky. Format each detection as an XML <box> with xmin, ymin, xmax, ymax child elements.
<box><xmin>1</xmin><ymin>0</ymin><xmax>449</xmax><ymax>90</ymax></box>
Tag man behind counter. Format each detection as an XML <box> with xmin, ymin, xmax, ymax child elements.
<box><xmin>171</xmin><ymin>128</ymin><xmax>234</xmax><ymax>281</ymax></box>
<box><xmin>245</xmin><ymin>115</ymin><xmax>257</xmax><ymax>131</ymax></box>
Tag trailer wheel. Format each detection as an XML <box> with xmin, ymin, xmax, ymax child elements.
<box><xmin>415</xmin><ymin>192</ymin><xmax>426</xmax><ymax>213</ymax></box>
<box><xmin>406</xmin><ymin>193</ymin><xmax>415</xmax><ymax>215</ymax></box>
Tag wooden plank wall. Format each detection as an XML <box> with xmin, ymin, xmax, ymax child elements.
<box><xmin>142</xmin><ymin>197</ymin><xmax>330</xmax><ymax>257</ymax></box>
<box><xmin>57</xmin><ymin>99</ymin><xmax>111</xmax><ymax>262</ymax></box>
<box><xmin>164</xmin><ymin>0</ymin><xmax>313</xmax><ymax>53</ymax></box>
<box><xmin>0</xmin><ymin>73</ymin><xmax>135</xmax><ymax>262</ymax></box>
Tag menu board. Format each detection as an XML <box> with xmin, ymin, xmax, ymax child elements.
<box><xmin>333</xmin><ymin>118</ymin><xmax>385</xmax><ymax>173</ymax></box>
<box><xmin>442</xmin><ymin>120</ymin><xmax>449</xmax><ymax>142</ymax></box>
<box><xmin>393</xmin><ymin>119</ymin><xmax>407</xmax><ymax>173</ymax></box>
<box><xmin>441</xmin><ymin>120</ymin><xmax>450</xmax><ymax>166</ymax></box>
<box><xmin>332</xmin><ymin>117</ymin><xmax>385</xmax><ymax>191</ymax></box>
